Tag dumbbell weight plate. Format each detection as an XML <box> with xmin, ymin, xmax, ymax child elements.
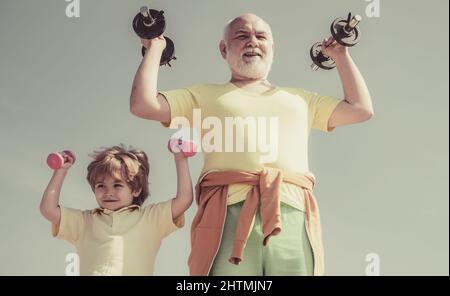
<box><xmin>310</xmin><ymin>42</ymin><xmax>336</xmax><ymax>70</ymax></box>
<box><xmin>47</xmin><ymin>153</ymin><xmax>65</xmax><ymax>170</ymax></box>
<box><xmin>330</xmin><ymin>17</ymin><xmax>360</xmax><ymax>47</ymax></box>
<box><xmin>132</xmin><ymin>9</ymin><xmax>166</xmax><ymax>39</ymax></box>
<box><xmin>160</xmin><ymin>36</ymin><xmax>175</xmax><ymax>66</ymax></box>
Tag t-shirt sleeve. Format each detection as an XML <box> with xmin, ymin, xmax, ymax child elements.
<box><xmin>298</xmin><ymin>88</ymin><xmax>341</xmax><ymax>132</ymax></box>
<box><xmin>144</xmin><ymin>200</ymin><xmax>185</xmax><ymax>239</ymax></box>
<box><xmin>52</xmin><ymin>207</ymin><xmax>86</xmax><ymax>245</ymax></box>
<box><xmin>159</xmin><ymin>87</ymin><xmax>198</xmax><ymax>128</ymax></box>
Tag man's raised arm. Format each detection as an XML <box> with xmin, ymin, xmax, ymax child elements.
<box><xmin>130</xmin><ymin>36</ymin><xmax>171</xmax><ymax>123</ymax></box>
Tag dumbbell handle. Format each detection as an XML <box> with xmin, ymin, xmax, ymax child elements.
<box><xmin>140</xmin><ymin>6</ymin><xmax>165</xmax><ymax>27</ymax></box>
<box><xmin>311</xmin><ymin>14</ymin><xmax>361</xmax><ymax>71</ymax></box>
<box><xmin>345</xmin><ymin>14</ymin><xmax>362</xmax><ymax>32</ymax></box>
<box><xmin>140</xmin><ymin>6</ymin><xmax>150</xmax><ymax>17</ymax></box>
<box><xmin>140</xmin><ymin>6</ymin><xmax>155</xmax><ymax>26</ymax></box>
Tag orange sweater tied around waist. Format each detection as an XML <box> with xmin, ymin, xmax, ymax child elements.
<box><xmin>188</xmin><ymin>168</ymin><xmax>325</xmax><ymax>276</ymax></box>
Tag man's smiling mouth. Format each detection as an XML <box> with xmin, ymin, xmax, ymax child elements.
<box><xmin>243</xmin><ymin>52</ymin><xmax>262</xmax><ymax>57</ymax></box>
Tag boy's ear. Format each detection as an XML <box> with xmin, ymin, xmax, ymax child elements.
<box><xmin>133</xmin><ymin>189</ymin><xmax>142</xmax><ymax>197</ymax></box>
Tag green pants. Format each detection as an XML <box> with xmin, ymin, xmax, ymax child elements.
<box><xmin>210</xmin><ymin>202</ymin><xmax>314</xmax><ymax>276</ymax></box>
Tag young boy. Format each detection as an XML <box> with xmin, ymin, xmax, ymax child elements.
<box><xmin>40</xmin><ymin>144</ymin><xmax>193</xmax><ymax>275</ymax></box>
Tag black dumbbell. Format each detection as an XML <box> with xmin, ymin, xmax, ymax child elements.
<box><xmin>310</xmin><ymin>13</ymin><xmax>362</xmax><ymax>71</ymax></box>
<box><xmin>132</xmin><ymin>6</ymin><xmax>176</xmax><ymax>67</ymax></box>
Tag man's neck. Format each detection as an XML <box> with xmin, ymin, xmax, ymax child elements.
<box><xmin>229</xmin><ymin>77</ymin><xmax>273</xmax><ymax>88</ymax></box>
<box><xmin>229</xmin><ymin>78</ymin><xmax>277</xmax><ymax>96</ymax></box>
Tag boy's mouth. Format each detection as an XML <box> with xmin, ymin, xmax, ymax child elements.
<box><xmin>103</xmin><ymin>199</ymin><xmax>119</xmax><ymax>202</ymax></box>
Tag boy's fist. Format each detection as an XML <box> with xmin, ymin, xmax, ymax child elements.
<box><xmin>168</xmin><ymin>138</ymin><xmax>197</xmax><ymax>158</ymax></box>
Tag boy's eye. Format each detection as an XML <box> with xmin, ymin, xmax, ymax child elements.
<box><xmin>95</xmin><ymin>184</ymin><xmax>103</xmax><ymax>188</ymax></box>
<box><xmin>114</xmin><ymin>184</ymin><xmax>123</xmax><ymax>188</ymax></box>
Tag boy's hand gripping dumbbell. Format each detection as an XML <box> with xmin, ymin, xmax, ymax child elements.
<box><xmin>46</xmin><ymin>150</ymin><xmax>76</xmax><ymax>170</ymax></box>
<box><xmin>167</xmin><ymin>138</ymin><xmax>197</xmax><ymax>158</ymax></box>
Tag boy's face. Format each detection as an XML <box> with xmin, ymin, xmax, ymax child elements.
<box><xmin>93</xmin><ymin>175</ymin><xmax>141</xmax><ymax>211</ymax></box>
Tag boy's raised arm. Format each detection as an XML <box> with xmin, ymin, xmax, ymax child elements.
<box><xmin>40</xmin><ymin>158</ymin><xmax>74</xmax><ymax>225</ymax></box>
<box><xmin>171</xmin><ymin>152</ymin><xmax>194</xmax><ymax>221</ymax></box>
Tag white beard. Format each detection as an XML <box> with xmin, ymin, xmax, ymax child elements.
<box><xmin>227</xmin><ymin>53</ymin><xmax>273</xmax><ymax>79</ymax></box>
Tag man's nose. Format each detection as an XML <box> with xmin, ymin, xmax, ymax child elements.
<box><xmin>246</xmin><ymin>35</ymin><xmax>258</xmax><ymax>47</ymax></box>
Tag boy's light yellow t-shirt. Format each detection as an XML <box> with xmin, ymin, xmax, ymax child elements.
<box><xmin>52</xmin><ymin>200</ymin><xmax>184</xmax><ymax>275</ymax></box>
<box><xmin>160</xmin><ymin>83</ymin><xmax>341</xmax><ymax>211</ymax></box>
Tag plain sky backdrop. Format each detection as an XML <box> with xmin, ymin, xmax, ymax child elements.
<box><xmin>0</xmin><ymin>0</ymin><xmax>448</xmax><ymax>275</ymax></box>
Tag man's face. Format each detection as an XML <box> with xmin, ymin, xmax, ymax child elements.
<box><xmin>221</xmin><ymin>15</ymin><xmax>274</xmax><ymax>80</ymax></box>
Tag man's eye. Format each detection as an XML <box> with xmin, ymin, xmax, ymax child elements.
<box><xmin>237</xmin><ymin>35</ymin><xmax>247</xmax><ymax>40</ymax></box>
<box><xmin>257</xmin><ymin>36</ymin><xmax>267</xmax><ymax>40</ymax></box>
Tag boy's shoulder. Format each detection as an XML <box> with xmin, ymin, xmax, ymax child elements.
<box><xmin>141</xmin><ymin>199</ymin><xmax>172</xmax><ymax>211</ymax></box>
<box><xmin>60</xmin><ymin>206</ymin><xmax>93</xmax><ymax>217</ymax></box>
<box><xmin>140</xmin><ymin>200</ymin><xmax>173</xmax><ymax>218</ymax></box>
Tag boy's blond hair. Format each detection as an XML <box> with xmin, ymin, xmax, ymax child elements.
<box><xmin>86</xmin><ymin>144</ymin><xmax>150</xmax><ymax>206</ymax></box>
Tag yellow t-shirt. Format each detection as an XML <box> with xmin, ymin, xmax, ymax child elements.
<box><xmin>160</xmin><ymin>83</ymin><xmax>340</xmax><ymax>211</ymax></box>
<box><xmin>52</xmin><ymin>200</ymin><xmax>184</xmax><ymax>275</ymax></box>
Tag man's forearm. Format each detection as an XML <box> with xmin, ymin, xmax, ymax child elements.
<box><xmin>130</xmin><ymin>48</ymin><xmax>163</xmax><ymax>110</ymax></box>
<box><xmin>334</xmin><ymin>52</ymin><xmax>374</xmax><ymax>114</ymax></box>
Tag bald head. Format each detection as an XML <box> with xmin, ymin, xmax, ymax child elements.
<box><xmin>222</xmin><ymin>14</ymin><xmax>273</xmax><ymax>42</ymax></box>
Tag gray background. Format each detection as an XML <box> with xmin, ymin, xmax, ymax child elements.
<box><xmin>0</xmin><ymin>0</ymin><xmax>448</xmax><ymax>276</ymax></box>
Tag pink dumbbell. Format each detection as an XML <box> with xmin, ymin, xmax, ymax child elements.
<box><xmin>167</xmin><ymin>138</ymin><xmax>197</xmax><ymax>157</ymax></box>
<box><xmin>47</xmin><ymin>150</ymin><xmax>76</xmax><ymax>170</ymax></box>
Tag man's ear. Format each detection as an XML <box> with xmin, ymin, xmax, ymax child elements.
<box><xmin>219</xmin><ymin>40</ymin><xmax>227</xmax><ymax>59</ymax></box>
